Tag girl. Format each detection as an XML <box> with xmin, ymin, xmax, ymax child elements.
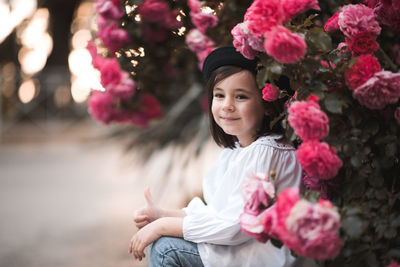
<box><xmin>128</xmin><ymin>46</ymin><xmax>302</xmax><ymax>267</ymax></box>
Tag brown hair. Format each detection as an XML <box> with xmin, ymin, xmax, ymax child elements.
<box><xmin>206</xmin><ymin>65</ymin><xmax>286</xmax><ymax>148</ymax></box>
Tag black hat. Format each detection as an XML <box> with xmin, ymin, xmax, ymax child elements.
<box><xmin>202</xmin><ymin>46</ymin><xmax>259</xmax><ymax>80</ymax></box>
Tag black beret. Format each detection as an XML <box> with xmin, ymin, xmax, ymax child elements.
<box><xmin>202</xmin><ymin>46</ymin><xmax>259</xmax><ymax>81</ymax></box>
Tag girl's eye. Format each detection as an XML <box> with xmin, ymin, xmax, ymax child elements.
<box><xmin>214</xmin><ymin>93</ymin><xmax>224</xmax><ymax>98</ymax></box>
<box><xmin>236</xmin><ymin>94</ymin><xmax>248</xmax><ymax>99</ymax></box>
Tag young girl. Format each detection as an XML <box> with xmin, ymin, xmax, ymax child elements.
<box><xmin>128</xmin><ymin>46</ymin><xmax>302</xmax><ymax>267</ymax></box>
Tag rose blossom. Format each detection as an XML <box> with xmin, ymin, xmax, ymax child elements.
<box><xmin>239</xmin><ymin>210</ymin><xmax>271</xmax><ymax>243</ymax></box>
<box><xmin>191</xmin><ymin>12</ymin><xmax>218</xmax><ymax>34</ymax></box>
<box><xmin>387</xmin><ymin>261</ymin><xmax>400</xmax><ymax>267</ymax></box>
<box><xmin>244</xmin><ymin>0</ymin><xmax>284</xmax><ymax>37</ymax></box>
<box><xmin>197</xmin><ymin>46</ymin><xmax>214</xmax><ymax>70</ymax></box>
<box><xmin>139</xmin><ymin>94</ymin><xmax>162</xmax><ymax>120</ymax></box>
<box><xmin>231</xmin><ymin>22</ymin><xmax>264</xmax><ymax>60</ymax></box>
<box><xmin>163</xmin><ymin>10</ymin><xmax>182</xmax><ymax>30</ymax></box>
<box><xmin>138</xmin><ymin>0</ymin><xmax>169</xmax><ymax>23</ymax></box>
<box><xmin>262</xmin><ymin>84</ymin><xmax>280</xmax><ymax>102</ymax></box>
<box><xmin>373</xmin><ymin>1</ymin><xmax>400</xmax><ymax>32</ymax></box>
<box><xmin>185</xmin><ymin>29</ymin><xmax>215</xmax><ymax>53</ymax></box>
<box><xmin>303</xmin><ymin>172</ymin><xmax>336</xmax><ymax>200</ymax></box>
<box><xmin>98</xmin><ymin>58</ymin><xmax>122</xmax><ymax>88</ymax></box>
<box><xmin>275</xmin><ymin>188</ymin><xmax>300</xmax><ymax>233</ymax></box>
<box><xmin>345</xmin><ymin>54</ymin><xmax>381</xmax><ymax>90</ymax></box>
<box><xmin>281</xmin><ymin>0</ymin><xmax>320</xmax><ymax>22</ymax></box>
<box><xmin>264</xmin><ymin>26</ymin><xmax>307</xmax><ymax>64</ymax></box>
<box><xmin>395</xmin><ymin>107</ymin><xmax>400</xmax><ymax>125</ymax></box>
<box><xmin>284</xmin><ymin>199</ymin><xmax>342</xmax><ymax>260</ymax></box>
<box><xmin>324</xmin><ymin>11</ymin><xmax>340</xmax><ymax>32</ymax></box>
<box><xmin>346</xmin><ymin>31</ymin><xmax>378</xmax><ymax>56</ymax></box>
<box><xmin>288</xmin><ymin>95</ymin><xmax>329</xmax><ymax>141</ymax></box>
<box><xmin>296</xmin><ymin>140</ymin><xmax>343</xmax><ymax>179</ymax></box>
<box><xmin>88</xmin><ymin>90</ymin><xmax>114</xmax><ymax>124</ymax></box>
<box><xmin>95</xmin><ymin>0</ymin><xmax>124</xmax><ymax>20</ymax></box>
<box><xmin>353</xmin><ymin>70</ymin><xmax>400</xmax><ymax>110</ymax></box>
<box><xmin>107</xmin><ymin>71</ymin><xmax>135</xmax><ymax>99</ymax></box>
<box><xmin>242</xmin><ymin>173</ymin><xmax>275</xmax><ymax>213</ymax></box>
<box><xmin>188</xmin><ymin>0</ymin><xmax>201</xmax><ymax>13</ymax></box>
<box><xmin>97</xmin><ymin>22</ymin><xmax>131</xmax><ymax>53</ymax></box>
<box><xmin>86</xmin><ymin>40</ymin><xmax>107</xmax><ymax>70</ymax></box>
<box><xmin>338</xmin><ymin>4</ymin><xmax>381</xmax><ymax>37</ymax></box>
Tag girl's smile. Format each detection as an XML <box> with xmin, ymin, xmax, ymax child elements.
<box><xmin>211</xmin><ymin>70</ymin><xmax>265</xmax><ymax>147</ymax></box>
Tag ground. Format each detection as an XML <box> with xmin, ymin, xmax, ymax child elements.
<box><xmin>0</xmin><ymin>120</ymin><xmax>220</xmax><ymax>267</ymax></box>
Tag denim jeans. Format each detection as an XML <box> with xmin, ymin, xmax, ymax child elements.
<box><xmin>149</xmin><ymin>236</ymin><xmax>204</xmax><ymax>267</ymax></box>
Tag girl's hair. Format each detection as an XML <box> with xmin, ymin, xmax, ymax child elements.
<box><xmin>206</xmin><ymin>65</ymin><xmax>286</xmax><ymax>148</ymax></box>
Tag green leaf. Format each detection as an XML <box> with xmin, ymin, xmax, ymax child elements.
<box><xmin>384</xmin><ymin>227</ymin><xmax>397</xmax><ymax>239</ymax></box>
<box><xmin>368</xmin><ymin>174</ymin><xmax>384</xmax><ymax>188</ymax></box>
<box><xmin>390</xmin><ymin>215</ymin><xmax>400</xmax><ymax>227</ymax></box>
<box><xmin>256</xmin><ymin>67</ymin><xmax>268</xmax><ymax>89</ymax></box>
<box><xmin>388</xmin><ymin>249</ymin><xmax>400</xmax><ymax>258</ymax></box>
<box><xmin>306</xmin><ymin>27</ymin><xmax>332</xmax><ymax>53</ymax></box>
<box><xmin>342</xmin><ymin>215</ymin><xmax>364</xmax><ymax>239</ymax></box>
<box><xmin>350</xmin><ymin>154</ymin><xmax>362</xmax><ymax>168</ymax></box>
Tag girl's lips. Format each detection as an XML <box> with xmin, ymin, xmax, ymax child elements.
<box><xmin>220</xmin><ymin>116</ymin><xmax>240</xmax><ymax>121</ymax></box>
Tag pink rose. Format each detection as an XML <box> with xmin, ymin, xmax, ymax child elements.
<box><xmin>239</xmin><ymin>211</ymin><xmax>271</xmax><ymax>243</ymax></box>
<box><xmin>338</xmin><ymin>4</ymin><xmax>381</xmax><ymax>37</ymax></box>
<box><xmin>188</xmin><ymin>0</ymin><xmax>201</xmax><ymax>13</ymax></box>
<box><xmin>231</xmin><ymin>22</ymin><xmax>264</xmax><ymax>60</ymax></box>
<box><xmin>275</xmin><ymin>188</ymin><xmax>300</xmax><ymax>232</ymax></box>
<box><xmin>163</xmin><ymin>10</ymin><xmax>182</xmax><ymax>30</ymax></box>
<box><xmin>197</xmin><ymin>46</ymin><xmax>214</xmax><ymax>70</ymax></box>
<box><xmin>244</xmin><ymin>0</ymin><xmax>284</xmax><ymax>37</ymax></box>
<box><xmin>98</xmin><ymin>58</ymin><xmax>122</xmax><ymax>88</ymax></box>
<box><xmin>88</xmin><ymin>90</ymin><xmax>114</xmax><ymax>124</ymax></box>
<box><xmin>283</xmin><ymin>199</ymin><xmax>342</xmax><ymax>260</ymax></box>
<box><xmin>98</xmin><ymin>22</ymin><xmax>131</xmax><ymax>53</ymax></box>
<box><xmin>387</xmin><ymin>261</ymin><xmax>400</xmax><ymax>267</ymax></box>
<box><xmin>86</xmin><ymin>40</ymin><xmax>107</xmax><ymax>70</ymax></box>
<box><xmin>191</xmin><ymin>12</ymin><xmax>218</xmax><ymax>34</ymax></box>
<box><xmin>107</xmin><ymin>72</ymin><xmax>136</xmax><ymax>100</ymax></box>
<box><xmin>95</xmin><ymin>0</ymin><xmax>124</xmax><ymax>20</ymax></box>
<box><xmin>288</xmin><ymin>95</ymin><xmax>329</xmax><ymax>141</ymax></box>
<box><xmin>345</xmin><ymin>54</ymin><xmax>381</xmax><ymax>90</ymax></box>
<box><xmin>259</xmin><ymin>205</ymin><xmax>279</xmax><ymax>239</ymax></box>
<box><xmin>281</xmin><ymin>0</ymin><xmax>320</xmax><ymax>21</ymax></box>
<box><xmin>395</xmin><ymin>107</ymin><xmax>400</xmax><ymax>125</ymax></box>
<box><xmin>138</xmin><ymin>0</ymin><xmax>169</xmax><ymax>23</ymax></box>
<box><xmin>353</xmin><ymin>70</ymin><xmax>400</xmax><ymax>110</ymax></box>
<box><xmin>185</xmin><ymin>29</ymin><xmax>215</xmax><ymax>53</ymax></box>
<box><xmin>139</xmin><ymin>94</ymin><xmax>162</xmax><ymax>120</ymax></box>
<box><xmin>346</xmin><ymin>31</ymin><xmax>378</xmax><ymax>56</ymax></box>
<box><xmin>262</xmin><ymin>84</ymin><xmax>280</xmax><ymax>102</ymax></box>
<box><xmin>242</xmin><ymin>173</ymin><xmax>275</xmax><ymax>213</ymax></box>
<box><xmin>324</xmin><ymin>11</ymin><xmax>340</xmax><ymax>32</ymax></box>
<box><xmin>264</xmin><ymin>26</ymin><xmax>306</xmax><ymax>64</ymax></box>
<box><xmin>374</xmin><ymin>1</ymin><xmax>400</xmax><ymax>32</ymax></box>
<box><xmin>303</xmin><ymin>172</ymin><xmax>336</xmax><ymax>200</ymax></box>
<box><xmin>296</xmin><ymin>140</ymin><xmax>343</xmax><ymax>179</ymax></box>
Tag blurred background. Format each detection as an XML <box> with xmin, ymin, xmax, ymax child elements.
<box><xmin>0</xmin><ymin>0</ymin><xmax>219</xmax><ymax>266</ymax></box>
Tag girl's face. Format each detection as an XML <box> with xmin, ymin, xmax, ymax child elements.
<box><xmin>211</xmin><ymin>70</ymin><xmax>265</xmax><ymax>147</ymax></box>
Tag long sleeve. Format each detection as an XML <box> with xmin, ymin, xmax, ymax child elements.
<box><xmin>182</xmin><ymin>135</ymin><xmax>302</xmax><ymax>247</ymax></box>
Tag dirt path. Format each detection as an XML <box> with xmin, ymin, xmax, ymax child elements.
<box><xmin>0</xmin><ymin>120</ymin><xmax>220</xmax><ymax>267</ymax></box>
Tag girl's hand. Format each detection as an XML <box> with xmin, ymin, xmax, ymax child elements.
<box><xmin>133</xmin><ymin>187</ymin><xmax>162</xmax><ymax>229</ymax></box>
<box><xmin>128</xmin><ymin>221</ymin><xmax>161</xmax><ymax>261</ymax></box>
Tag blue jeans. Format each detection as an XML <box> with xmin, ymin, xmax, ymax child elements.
<box><xmin>149</xmin><ymin>236</ymin><xmax>204</xmax><ymax>267</ymax></box>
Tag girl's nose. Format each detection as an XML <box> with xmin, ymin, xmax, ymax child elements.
<box><xmin>222</xmin><ymin>97</ymin><xmax>235</xmax><ymax>111</ymax></box>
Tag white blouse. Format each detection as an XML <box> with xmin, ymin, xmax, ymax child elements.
<box><xmin>182</xmin><ymin>135</ymin><xmax>303</xmax><ymax>267</ymax></box>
